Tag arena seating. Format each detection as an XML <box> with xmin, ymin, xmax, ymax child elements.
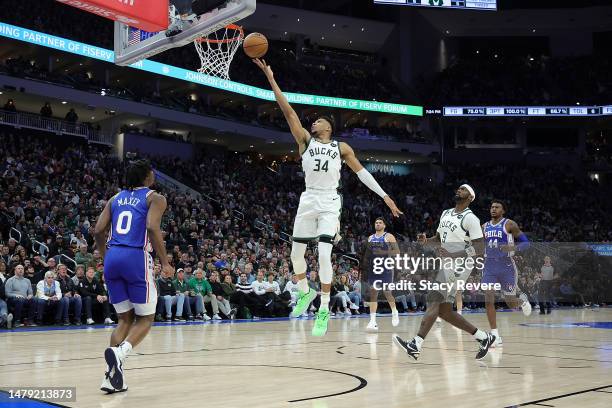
<box><xmin>1</xmin><ymin>128</ymin><xmax>610</xmax><ymax>327</ymax></box>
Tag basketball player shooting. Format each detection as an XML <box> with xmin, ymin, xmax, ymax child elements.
<box><xmin>94</xmin><ymin>160</ymin><xmax>174</xmax><ymax>393</ymax></box>
<box><xmin>393</xmin><ymin>184</ymin><xmax>496</xmax><ymax>360</ymax></box>
<box><xmin>482</xmin><ymin>199</ymin><xmax>532</xmax><ymax>347</ymax></box>
<box><xmin>253</xmin><ymin>58</ymin><xmax>403</xmax><ymax>337</ymax></box>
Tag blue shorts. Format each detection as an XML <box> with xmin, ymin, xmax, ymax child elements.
<box><xmin>104</xmin><ymin>246</ymin><xmax>157</xmax><ymax>313</ymax></box>
<box><xmin>482</xmin><ymin>257</ymin><xmax>518</xmax><ymax>295</ymax></box>
<box><xmin>368</xmin><ymin>269</ymin><xmax>394</xmax><ymax>290</ymax></box>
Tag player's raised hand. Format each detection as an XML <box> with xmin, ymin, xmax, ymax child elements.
<box><xmin>383</xmin><ymin>195</ymin><xmax>403</xmax><ymax>218</ymax></box>
<box><xmin>416</xmin><ymin>233</ymin><xmax>427</xmax><ymax>244</ymax></box>
<box><xmin>252</xmin><ymin>58</ymin><xmax>274</xmax><ymax>79</ymax></box>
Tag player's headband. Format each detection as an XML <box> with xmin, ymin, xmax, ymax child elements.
<box><xmin>460</xmin><ymin>184</ymin><xmax>475</xmax><ymax>202</ymax></box>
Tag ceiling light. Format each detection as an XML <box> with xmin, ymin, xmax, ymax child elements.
<box><xmin>249</xmin><ymin>145</ymin><xmax>254</xmax><ymax>148</ymax></box>
<box><xmin>61</xmin><ymin>101</ymin><xmax>67</xmax><ymax>104</ymax></box>
<box><xmin>129</xmin><ymin>123</ymin><xmax>134</xmax><ymax>126</ymax></box>
<box><xmin>361</xmin><ymin>27</ymin><xmax>365</xmax><ymax>31</ymax></box>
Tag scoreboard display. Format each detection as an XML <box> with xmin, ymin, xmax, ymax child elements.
<box><xmin>442</xmin><ymin>106</ymin><xmax>612</xmax><ymax>117</ymax></box>
<box><xmin>373</xmin><ymin>0</ymin><xmax>497</xmax><ymax>11</ymax></box>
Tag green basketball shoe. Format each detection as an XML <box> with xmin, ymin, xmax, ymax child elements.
<box><xmin>312</xmin><ymin>308</ymin><xmax>330</xmax><ymax>337</ymax></box>
<box><xmin>290</xmin><ymin>288</ymin><xmax>317</xmax><ymax>317</ymax></box>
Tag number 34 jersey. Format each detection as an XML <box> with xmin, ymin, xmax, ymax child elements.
<box><xmin>302</xmin><ymin>138</ymin><xmax>342</xmax><ymax>191</ymax></box>
<box><xmin>107</xmin><ymin>187</ymin><xmax>153</xmax><ymax>250</ymax></box>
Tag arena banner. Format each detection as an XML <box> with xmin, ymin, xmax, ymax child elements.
<box><xmin>0</xmin><ymin>21</ymin><xmax>423</xmax><ymax>116</ymax></box>
<box><xmin>55</xmin><ymin>0</ymin><xmax>169</xmax><ymax>32</ymax></box>
<box><xmin>443</xmin><ymin>106</ymin><xmax>612</xmax><ymax>117</ymax></box>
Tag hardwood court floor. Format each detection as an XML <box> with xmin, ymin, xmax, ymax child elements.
<box><xmin>1</xmin><ymin>309</ymin><xmax>611</xmax><ymax>408</ymax></box>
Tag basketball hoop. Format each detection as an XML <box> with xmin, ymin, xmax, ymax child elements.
<box><xmin>194</xmin><ymin>24</ymin><xmax>244</xmax><ymax>80</ymax></box>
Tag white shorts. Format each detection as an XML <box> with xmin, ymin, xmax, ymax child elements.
<box><xmin>431</xmin><ymin>263</ymin><xmax>473</xmax><ymax>303</ymax></box>
<box><xmin>292</xmin><ymin>190</ymin><xmax>341</xmax><ymax>241</ymax></box>
<box><xmin>113</xmin><ymin>298</ymin><xmax>157</xmax><ymax>316</ymax></box>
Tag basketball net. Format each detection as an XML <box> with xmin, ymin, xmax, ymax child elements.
<box><xmin>194</xmin><ymin>24</ymin><xmax>244</xmax><ymax>80</ymax></box>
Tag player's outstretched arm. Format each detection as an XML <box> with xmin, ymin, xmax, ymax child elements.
<box><xmin>340</xmin><ymin>142</ymin><xmax>403</xmax><ymax>217</ymax></box>
<box><xmin>417</xmin><ymin>232</ymin><xmax>440</xmax><ymax>244</ymax></box>
<box><xmin>147</xmin><ymin>193</ymin><xmax>174</xmax><ymax>277</ymax></box>
<box><xmin>93</xmin><ymin>198</ymin><xmax>113</xmax><ymax>259</ymax></box>
<box><xmin>252</xmin><ymin>58</ymin><xmax>309</xmax><ymax>149</ymax></box>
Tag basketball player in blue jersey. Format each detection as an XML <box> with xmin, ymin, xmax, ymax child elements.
<box><xmin>482</xmin><ymin>199</ymin><xmax>532</xmax><ymax>347</ymax></box>
<box><xmin>254</xmin><ymin>58</ymin><xmax>402</xmax><ymax>337</ymax></box>
<box><xmin>93</xmin><ymin>159</ymin><xmax>174</xmax><ymax>393</ymax></box>
<box><xmin>366</xmin><ymin>217</ymin><xmax>400</xmax><ymax>331</ymax></box>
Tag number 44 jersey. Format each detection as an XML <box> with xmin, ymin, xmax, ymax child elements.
<box><xmin>302</xmin><ymin>139</ymin><xmax>342</xmax><ymax>191</ymax></box>
<box><xmin>108</xmin><ymin>187</ymin><xmax>154</xmax><ymax>250</ymax></box>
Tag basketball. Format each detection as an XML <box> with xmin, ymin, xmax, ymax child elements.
<box><xmin>243</xmin><ymin>32</ymin><xmax>268</xmax><ymax>58</ymax></box>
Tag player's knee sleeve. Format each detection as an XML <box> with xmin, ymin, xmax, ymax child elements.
<box><xmin>290</xmin><ymin>242</ymin><xmax>307</xmax><ymax>274</ymax></box>
<box><xmin>318</xmin><ymin>242</ymin><xmax>333</xmax><ymax>284</ymax></box>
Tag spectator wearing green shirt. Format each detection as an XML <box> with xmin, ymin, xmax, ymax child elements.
<box><xmin>74</xmin><ymin>245</ymin><xmax>93</xmax><ymax>269</ymax></box>
<box><xmin>188</xmin><ymin>269</ymin><xmax>215</xmax><ymax>320</ymax></box>
<box><xmin>174</xmin><ymin>269</ymin><xmax>194</xmax><ymax>320</ymax></box>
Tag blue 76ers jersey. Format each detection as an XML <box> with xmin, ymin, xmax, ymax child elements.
<box><xmin>369</xmin><ymin>232</ymin><xmax>388</xmax><ymax>248</ymax></box>
<box><xmin>108</xmin><ymin>187</ymin><xmax>153</xmax><ymax>249</ymax></box>
<box><xmin>484</xmin><ymin>218</ymin><xmax>513</xmax><ymax>259</ymax></box>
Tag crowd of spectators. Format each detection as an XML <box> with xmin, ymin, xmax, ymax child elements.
<box><xmin>1</xmin><ymin>127</ymin><xmax>610</xmax><ymax>328</ymax></box>
<box><xmin>418</xmin><ymin>54</ymin><xmax>612</xmax><ymax>106</ymax></box>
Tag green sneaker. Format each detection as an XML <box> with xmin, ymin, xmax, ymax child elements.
<box><xmin>312</xmin><ymin>308</ymin><xmax>330</xmax><ymax>337</ymax></box>
<box><xmin>290</xmin><ymin>288</ymin><xmax>317</xmax><ymax>317</ymax></box>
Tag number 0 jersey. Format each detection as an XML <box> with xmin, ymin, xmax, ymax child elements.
<box><xmin>301</xmin><ymin>138</ymin><xmax>342</xmax><ymax>191</ymax></box>
<box><xmin>107</xmin><ymin>187</ymin><xmax>153</xmax><ymax>249</ymax></box>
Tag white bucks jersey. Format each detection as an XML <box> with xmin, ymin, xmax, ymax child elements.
<box><xmin>437</xmin><ymin>207</ymin><xmax>483</xmax><ymax>253</ymax></box>
<box><xmin>302</xmin><ymin>138</ymin><xmax>342</xmax><ymax>190</ymax></box>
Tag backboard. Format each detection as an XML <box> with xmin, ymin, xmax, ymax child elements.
<box><xmin>114</xmin><ymin>0</ymin><xmax>256</xmax><ymax>66</ymax></box>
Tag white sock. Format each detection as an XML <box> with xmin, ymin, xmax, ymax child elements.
<box><xmin>473</xmin><ymin>329</ymin><xmax>487</xmax><ymax>341</ymax></box>
<box><xmin>369</xmin><ymin>312</ymin><xmax>376</xmax><ymax>323</ymax></box>
<box><xmin>118</xmin><ymin>341</ymin><xmax>132</xmax><ymax>358</ymax></box>
<box><xmin>320</xmin><ymin>292</ymin><xmax>330</xmax><ymax>310</ymax></box>
<box><xmin>390</xmin><ymin>304</ymin><xmax>398</xmax><ymax>314</ymax></box>
<box><xmin>491</xmin><ymin>328</ymin><xmax>499</xmax><ymax>338</ymax></box>
<box><xmin>414</xmin><ymin>335</ymin><xmax>424</xmax><ymax>350</ymax></box>
<box><xmin>297</xmin><ymin>278</ymin><xmax>309</xmax><ymax>293</ymax></box>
